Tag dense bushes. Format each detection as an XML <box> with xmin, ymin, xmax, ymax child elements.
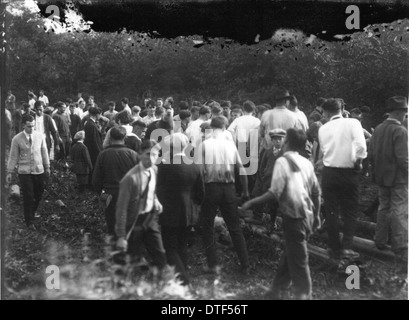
<box><xmin>6</xmin><ymin>3</ymin><xmax>409</xmax><ymax>121</ymax></box>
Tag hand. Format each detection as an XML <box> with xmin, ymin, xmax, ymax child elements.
<box><xmin>116</xmin><ymin>237</ymin><xmax>128</xmax><ymax>252</ymax></box>
<box><xmin>45</xmin><ymin>168</ymin><xmax>51</xmax><ymax>178</ymax></box>
<box><xmin>55</xmin><ymin>144</ymin><xmax>60</xmax><ymax>152</ymax></box>
<box><xmin>6</xmin><ymin>173</ymin><xmax>12</xmax><ymax>184</ymax></box>
<box><xmin>154</xmin><ymin>199</ymin><xmax>163</xmax><ymax>214</ymax></box>
<box><xmin>313</xmin><ymin>215</ymin><xmax>321</xmax><ymax>233</ymax></box>
<box><xmin>58</xmin><ymin>137</ymin><xmax>63</xmax><ymax>144</ymax></box>
<box><xmin>241</xmin><ymin>200</ymin><xmax>252</xmax><ymax>211</ymax></box>
<box><xmin>354</xmin><ymin>159</ymin><xmax>363</xmax><ymax>172</ymax></box>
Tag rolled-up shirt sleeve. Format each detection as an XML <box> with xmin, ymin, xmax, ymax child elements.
<box><xmin>352</xmin><ymin>120</ymin><xmax>367</xmax><ymax>160</ymax></box>
<box><xmin>268</xmin><ymin>158</ymin><xmax>286</xmax><ymax>200</ymax></box>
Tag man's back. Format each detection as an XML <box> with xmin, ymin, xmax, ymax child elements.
<box><xmin>92</xmin><ymin>144</ymin><xmax>139</xmax><ymax>193</ymax></box>
<box><xmin>369</xmin><ymin>119</ymin><xmax>408</xmax><ymax>187</ymax></box>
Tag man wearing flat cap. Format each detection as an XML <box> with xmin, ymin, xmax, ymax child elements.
<box><xmin>368</xmin><ymin>96</ymin><xmax>408</xmax><ymax>262</ymax></box>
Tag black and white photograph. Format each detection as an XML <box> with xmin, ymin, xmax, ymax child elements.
<box><xmin>0</xmin><ymin>0</ymin><xmax>408</xmax><ymax>302</ymax></box>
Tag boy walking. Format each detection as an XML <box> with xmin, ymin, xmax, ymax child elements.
<box><xmin>70</xmin><ymin>131</ymin><xmax>93</xmax><ymax>194</ymax></box>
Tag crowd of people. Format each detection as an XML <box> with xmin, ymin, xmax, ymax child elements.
<box><xmin>5</xmin><ymin>88</ymin><xmax>408</xmax><ymax>299</ymax></box>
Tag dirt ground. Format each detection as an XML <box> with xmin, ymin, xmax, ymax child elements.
<box><xmin>3</xmin><ymin>162</ymin><xmax>408</xmax><ymax>300</ymax></box>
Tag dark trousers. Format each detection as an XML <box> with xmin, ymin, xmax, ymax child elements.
<box><xmin>322</xmin><ymin>166</ymin><xmax>359</xmax><ymax>251</ymax></box>
<box><xmin>103</xmin><ymin>190</ymin><xmax>119</xmax><ymax>236</ymax></box>
<box><xmin>161</xmin><ymin>226</ymin><xmax>190</xmax><ymax>285</ymax></box>
<box><xmin>19</xmin><ymin>173</ymin><xmax>45</xmax><ymax>226</ymax></box>
<box><xmin>200</xmin><ymin>183</ymin><xmax>249</xmax><ymax>269</ymax></box>
<box><xmin>56</xmin><ymin>136</ymin><xmax>71</xmax><ymax>160</ymax></box>
<box><xmin>128</xmin><ymin>213</ymin><xmax>167</xmax><ymax>269</ymax></box>
<box><xmin>272</xmin><ymin>217</ymin><xmax>312</xmax><ymax>298</ymax></box>
<box><xmin>76</xmin><ymin>174</ymin><xmax>88</xmax><ymax>193</ymax></box>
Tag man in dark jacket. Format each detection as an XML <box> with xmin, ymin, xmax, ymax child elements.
<box><xmin>53</xmin><ymin>101</ymin><xmax>71</xmax><ymax>161</ymax></box>
<box><xmin>368</xmin><ymin>96</ymin><xmax>408</xmax><ymax>262</ymax></box>
<box><xmin>157</xmin><ymin>133</ymin><xmax>205</xmax><ymax>286</ymax></box>
<box><xmin>84</xmin><ymin>107</ymin><xmax>103</xmax><ymax>168</ymax></box>
<box><xmin>93</xmin><ymin>126</ymin><xmax>139</xmax><ymax>236</ymax></box>
<box><xmin>69</xmin><ymin>104</ymin><xmax>83</xmax><ymax>140</ymax></box>
<box><xmin>70</xmin><ymin>130</ymin><xmax>93</xmax><ymax>194</ymax></box>
<box><xmin>34</xmin><ymin>101</ymin><xmax>60</xmax><ymax>156</ymax></box>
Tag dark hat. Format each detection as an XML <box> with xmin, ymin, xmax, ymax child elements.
<box><xmin>386</xmin><ymin>96</ymin><xmax>408</xmax><ymax>110</ymax></box>
<box><xmin>350</xmin><ymin>107</ymin><xmax>362</xmax><ymax>115</ymax></box>
<box><xmin>268</xmin><ymin>128</ymin><xmax>286</xmax><ymax>137</ymax></box>
<box><xmin>275</xmin><ymin>88</ymin><xmax>292</xmax><ymax>102</ymax></box>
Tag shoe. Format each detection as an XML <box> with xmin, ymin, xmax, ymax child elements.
<box><xmin>341</xmin><ymin>249</ymin><xmax>360</xmax><ymax>259</ymax></box>
<box><xmin>34</xmin><ymin>212</ymin><xmax>41</xmax><ymax>218</ymax></box>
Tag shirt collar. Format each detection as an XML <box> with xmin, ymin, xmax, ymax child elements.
<box><xmin>23</xmin><ymin>131</ymin><xmax>31</xmax><ymax>140</ymax></box>
<box><xmin>140</xmin><ymin>163</ymin><xmax>151</xmax><ymax>174</ymax></box>
<box><xmin>330</xmin><ymin>115</ymin><xmax>342</xmax><ymax>121</ymax></box>
<box><xmin>386</xmin><ymin>118</ymin><xmax>402</xmax><ymax>125</ymax></box>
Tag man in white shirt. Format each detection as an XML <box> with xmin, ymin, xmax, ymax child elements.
<box><xmin>142</xmin><ymin>99</ymin><xmax>158</xmax><ymax>126</ymax></box>
<box><xmin>38</xmin><ymin>90</ymin><xmax>49</xmax><ymax>107</ymax></box>
<box><xmin>288</xmin><ymin>95</ymin><xmax>308</xmax><ymax>132</ymax></box>
<box><xmin>318</xmin><ymin>98</ymin><xmax>367</xmax><ymax>260</ymax></box>
<box><xmin>185</xmin><ymin>105</ymin><xmax>211</xmax><ymax>148</ymax></box>
<box><xmin>121</xmin><ymin>97</ymin><xmax>132</xmax><ymax>114</ymax></box>
<box><xmin>259</xmin><ymin>89</ymin><xmax>303</xmax><ymax>152</ymax></box>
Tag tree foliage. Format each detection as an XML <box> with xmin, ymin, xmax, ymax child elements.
<box><xmin>6</xmin><ymin>2</ymin><xmax>409</xmax><ymax>120</ymax></box>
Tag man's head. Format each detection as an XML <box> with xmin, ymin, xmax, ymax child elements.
<box><xmin>22</xmin><ymin>114</ymin><xmax>35</xmax><ymax>134</ymax></box>
<box><xmin>316</xmin><ymin>97</ymin><xmax>327</xmax><ymax>111</ymax></box>
<box><xmin>116</xmin><ymin>110</ymin><xmax>133</xmax><ymax>125</ymax></box>
<box><xmin>179</xmin><ymin>110</ymin><xmax>191</xmax><ymax>124</ymax></box>
<box><xmin>34</xmin><ymin>101</ymin><xmax>44</xmax><ymax>116</ymax></box>
<box><xmin>284</xmin><ymin>128</ymin><xmax>307</xmax><ymax>153</ymax></box>
<box><xmin>221</xmin><ymin>100</ymin><xmax>232</xmax><ymax>118</ymax></box>
<box><xmin>274</xmin><ymin>88</ymin><xmax>291</xmax><ymax>107</ymax></box>
<box><xmin>269</xmin><ymin>129</ymin><xmax>286</xmax><ymax>149</ymax></box>
<box><xmin>199</xmin><ymin>105</ymin><xmax>211</xmax><ymax>120</ymax></box>
<box><xmin>88</xmin><ymin>96</ymin><xmax>94</xmax><ymax>103</ymax></box>
<box><xmin>190</xmin><ymin>105</ymin><xmax>200</xmax><ymax>121</ymax></box>
<box><xmin>74</xmin><ymin>130</ymin><xmax>85</xmax><ymax>141</ymax></box>
<box><xmin>350</xmin><ymin>108</ymin><xmax>362</xmax><ymax>120</ymax></box>
<box><xmin>256</xmin><ymin>105</ymin><xmax>268</xmax><ymax>119</ymax></box>
<box><xmin>39</xmin><ymin>90</ymin><xmax>44</xmax><ymax>96</ymax></box>
<box><xmin>387</xmin><ymin>96</ymin><xmax>408</xmax><ymax>123</ymax></box>
<box><xmin>288</xmin><ymin>95</ymin><xmax>298</xmax><ymax>111</ymax></box>
<box><xmin>28</xmin><ymin>93</ymin><xmax>35</xmax><ymax>100</ymax></box>
<box><xmin>7</xmin><ymin>90</ymin><xmax>12</xmax><ymax>95</ymax></box>
<box><xmin>132</xmin><ymin>120</ymin><xmax>147</xmax><ymax>139</ymax></box>
<box><xmin>108</xmin><ymin>101</ymin><xmax>116</xmax><ymax>111</ymax></box>
<box><xmin>69</xmin><ymin>104</ymin><xmax>76</xmax><ymax>115</ymax></box>
<box><xmin>147</xmin><ymin>99</ymin><xmax>157</xmax><ymax>116</ymax></box>
<box><xmin>55</xmin><ymin>101</ymin><xmax>67</xmax><ymax>114</ymax></box>
<box><xmin>89</xmin><ymin>106</ymin><xmax>102</xmax><ymax>119</ymax></box>
<box><xmin>155</xmin><ymin>106</ymin><xmax>165</xmax><ymax>119</ymax></box>
<box><xmin>230</xmin><ymin>105</ymin><xmax>243</xmax><ymax>121</ymax></box>
<box><xmin>121</xmin><ymin>97</ymin><xmax>129</xmax><ymax>107</ymax></box>
<box><xmin>178</xmin><ymin>101</ymin><xmax>189</xmax><ymax>111</ymax></box>
<box><xmin>210</xmin><ymin>102</ymin><xmax>223</xmax><ymax>117</ymax></box>
<box><xmin>110</xmin><ymin>126</ymin><xmax>127</xmax><ymax>143</ymax></box>
<box><xmin>78</xmin><ymin>100</ymin><xmax>86</xmax><ymax>110</ymax></box>
<box><xmin>78</xmin><ymin>92</ymin><xmax>82</xmax><ymax>98</ymax></box>
<box><xmin>164</xmin><ymin>96</ymin><xmax>174</xmax><ymax>108</ymax></box>
<box><xmin>140</xmin><ymin>140</ymin><xmax>159</xmax><ymax>168</ymax></box>
<box><xmin>156</xmin><ymin>98</ymin><xmax>164</xmax><ymax>108</ymax></box>
<box><xmin>22</xmin><ymin>102</ymin><xmax>31</xmax><ymax>112</ymax></box>
<box><xmin>243</xmin><ymin>100</ymin><xmax>256</xmax><ymax>115</ymax></box>
<box><xmin>360</xmin><ymin>105</ymin><xmax>371</xmax><ymax>116</ymax></box>
<box><xmin>321</xmin><ymin>98</ymin><xmax>342</xmax><ymax>119</ymax></box>
<box><xmin>132</xmin><ymin>105</ymin><xmax>141</xmax><ymax>115</ymax></box>
<box><xmin>210</xmin><ymin>116</ymin><xmax>228</xmax><ymax>130</ymax></box>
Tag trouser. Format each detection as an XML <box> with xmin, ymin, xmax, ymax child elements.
<box><xmin>19</xmin><ymin>173</ymin><xmax>45</xmax><ymax>226</ymax></box>
<box><xmin>200</xmin><ymin>183</ymin><xmax>249</xmax><ymax>269</ymax></box>
<box><xmin>161</xmin><ymin>226</ymin><xmax>190</xmax><ymax>285</ymax></box>
<box><xmin>56</xmin><ymin>136</ymin><xmax>71</xmax><ymax>160</ymax></box>
<box><xmin>127</xmin><ymin>212</ymin><xmax>167</xmax><ymax>269</ymax></box>
<box><xmin>322</xmin><ymin>167</ymin><xmax>359</xmax><ymax>252</ymax></box>
<box><xmin>375</xmin><ymin>184</ymin><xmax>408</xmax><ymax>253</ymax></box>
<box><xmin>104</xmin><ymin>190</ymin><xmax>118</xmax><ymax>236</ymax></box>
<box><xmin>76</xmin><ymin>174</ymin><xmax>88</xmax><ymax>193</ymax></box>
<box><xmin>272</xmin><ymin>217</ymin><xmax>312</xmax><ymax>299</ymax></box>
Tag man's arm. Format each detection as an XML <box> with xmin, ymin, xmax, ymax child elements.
<box><xmin>7</xmin><ymin>137</ymin><xmax>19</xmax><ymax>183</ymax></box>
<box><xmin>235</xmin><ymin>148</ymin><xmax>249</xmax><ymax>199</ymax></box>
<box><xmin>115</xmin><ymin>176</ymin><xmax>133</xmax><ymax>239</ymax></box>
<box><xmin>394</xmin><ymin>127</ymin><xmax>408</xmax><ymax>177</ymax></box>
<box><xmin>41</xmin><ymin>135</ymin><xmax>50</xmax><ymax>173</ymax></box>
